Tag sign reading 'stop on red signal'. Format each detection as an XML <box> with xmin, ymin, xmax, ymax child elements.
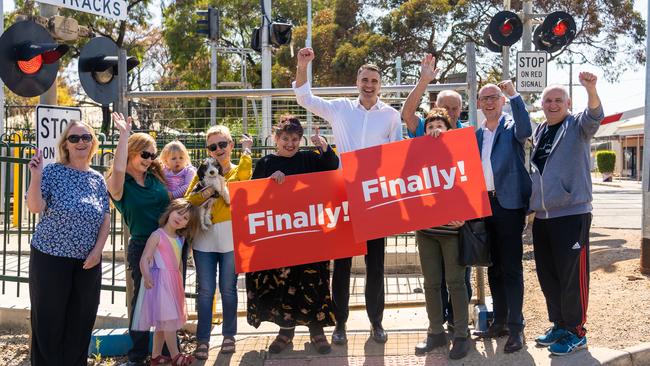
<box><xmin>340</xmin><ymin>127</ymin><xmax>492</xmax><ymax>242</ymax></box>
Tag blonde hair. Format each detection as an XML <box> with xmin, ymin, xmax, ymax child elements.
<box><xmin>205</xmin><ymin>125</ymin><xmax>233</xmax><ymax>143</ymax></box>
<box><xmin>160</xmin><ymin>141</ymin><xmax>191</xmax><ymax>169</ymax></box>
<box><xmin>56</xmin><ymin>120</ymin><xmax>99</xmax><ymax>165</ymax></box>
<box><xmin>158</xmin><ymin>198</ymin><xmax>200</xmax><ymax>241</ymax></box>
<box><xmin>106</xmin><ymin>132</ymin><xmax>166</xmax><ymax>184</ymax></box>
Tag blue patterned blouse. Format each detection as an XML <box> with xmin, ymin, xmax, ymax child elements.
<box><xmin>30</xmin><ymin>163</ymin><xmax>110</xmax><ymax>259</ymax></box>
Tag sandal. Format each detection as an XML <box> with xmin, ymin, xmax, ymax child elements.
<box><xmin>171</xmin><ymin>353</ymin><xmax>195</xmax><ymax>366</ymax></box>
<box><xmin>221</xmin><ymin>336</ymin><xmax>236</xmax><ymax>354</ymax></box>
<box><xmin>150</xmin><ymin>355</ymin><xmax>171</xmax><ymax>366</ymax></box>
<box><xmin>193</xmin><ymin>342</ymin><xmax>209</xmax><ymax>360</ymax></box>
<box><xmin>311</xmin><ymin>334</ymin><xmax>332</xmax><ymax>354</ymax></box>
<box><xmin>268</xmin><ymin>334</ymin><xmax>293</xmax><ymax>354</ymax></box>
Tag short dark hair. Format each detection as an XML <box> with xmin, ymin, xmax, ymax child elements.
<box><xmin>357</xmin><ymin>63</ymin><xmax>382</xmax><ymax>77</ymax></box>
<box><xmin>273</xmin><ymin>114</ymin><xmax>304</xmax><ymax>137</ymax></box>
<box><xmin>424</xmin><ymin>108</ymin><xmax>453</xmax><ymax>130</ymax></box>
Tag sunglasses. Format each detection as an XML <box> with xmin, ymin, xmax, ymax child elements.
<box><xmin>66</xmin><ymin>134</ymin><xmax>93</xmax><ymax>144</ymax></box>
<box><xmin>140</xmin><ymin>151</ymin><xmax>158</xmax><ymax>160</ymax></box>
<box><xmin>207</xmin><ymin>141</ymin><xmax>229</xmax><ymax>151</ymax></box>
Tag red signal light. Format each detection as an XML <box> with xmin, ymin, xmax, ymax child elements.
<box><xmin>17</xmin><ymin>54</ymin><xmax>43</xmax><ymax>75</ymax></box>
<box><xmin>553</xmin><ymin>20</ymin><xmax>568</xmax><ymax>37</ymax></box>
<box><xmin>500</xmin><ymin>20</ymin><xmax>514</xmax><ymax>37</ymax></box>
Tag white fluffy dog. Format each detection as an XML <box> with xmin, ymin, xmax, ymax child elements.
<box><xmin>194</xmin><ymin>157</ymin><xmax>230</xmax><ymax>230</ymax></box>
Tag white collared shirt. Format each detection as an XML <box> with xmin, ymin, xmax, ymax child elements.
<box><xmin>292</xmin><ymin>81</ymin><xmax>403</xmax><ymax>154</ymax></box>
<box><xmin>481</xmin><ymin>120</ymin><xmax>499</xmax><ymax>191</ymax></box>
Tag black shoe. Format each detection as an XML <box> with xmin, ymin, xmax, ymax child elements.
<box><xmin>371</xmin><ymin>324</ymin><xmax>388</xmax><ymax>343</ymax></box>
<box><xmin>474</xmin><ymin>323</ymin><xmax>509</xmax><ymax>338</ymax></box>
<box><xmin>449</xmin><ymin>336</ymin><xmax>470</xmax><ymax>360</ymax></box>
<box><xmin>119</xmin><ymin>362</ymin><xmax>146</xmax><ymax>366</ymax></box>
<box><xmin>414</xmin><ymin>333</ymin><xmax>447</xmax><ymax>355</ymax></box>
<box><xmin>504</xmin><ymin>331</ymin><xmax>525</xmax><ymax>353</ymax></box>
<box><xmin>332</xmin><ymin>324</ymin><xmax>347</xmax><ymax>345</ymax></box>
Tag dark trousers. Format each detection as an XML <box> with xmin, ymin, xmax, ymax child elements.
<box><xmin>29</xmin><ymin>248</ymin><xmax>101</xmax><ymax>366</ymax></box>
<box><xmin>126</xmin><ymin>239</ymin><xmax>150</xmax><ymax>363</ymax></box>
<box><xmin>441</xmin><ymin>266</ymin><xmax>472</xmax><ymax>323</ymax></box>
<box><xmin>533</xmin><ymin>213</ymin><xmax>591</xmax><ymax>337</ymax></box>
<box><xmin>484</xmin><ymin>196</ymin><xmax>526</xmax><ymax>332</ymax></box>
<box><xmin>332</xmin><ymin>237</ymin><xmax>385</xmax><ymax>326</ymax></box>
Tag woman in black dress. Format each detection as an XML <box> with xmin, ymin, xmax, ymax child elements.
<box><xmin>246</xmin><ymin>115</ymin><xmax>339</xmax><ymax>354</ymax></box>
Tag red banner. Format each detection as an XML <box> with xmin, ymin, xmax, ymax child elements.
<box><xmin>229</xmin><ymin>169</ymin><xmax>366</xmax><ymax>273</ymax></box>
<box><xmin>340</xmin><ymin>127</ymin><xmax>492</xmax><ymax>242</ymax></box>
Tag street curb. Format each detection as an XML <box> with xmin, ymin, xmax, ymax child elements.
<box><xmin>601</xmin><ymin>343</ymin><xmax>650</xmax><ymax>366</ymax></box>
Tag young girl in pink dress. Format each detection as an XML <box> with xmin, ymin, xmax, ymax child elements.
<box><xmin>132</xmin><ymin>198</ymin><xmax>198</xmax><ymax>366</ymax></box>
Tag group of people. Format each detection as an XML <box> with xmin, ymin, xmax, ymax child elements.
<box><xmin>25</xmin><ymin>46</ymin><xmax>603</xmax><ymax>365</ymax></box>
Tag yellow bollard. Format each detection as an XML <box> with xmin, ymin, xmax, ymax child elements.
<box><xmin>11</xmin><ymin>132</ymin><xmax>22</xmax><ymax>228</ymax></box>
<box><xmin>212</xmin><ymin>291</ymin><xmax>222</xmax><ymax>324</ymax></box>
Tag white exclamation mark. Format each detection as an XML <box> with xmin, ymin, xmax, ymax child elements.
<box><xmin>457</xmin><ymin>161</ymin><xmax>468</xmax><ymax>182</ymax></box>
<box><xmin>342</xmin><ymin>201</ymin><xmax>350</xmax><ymax>221</ymax></box>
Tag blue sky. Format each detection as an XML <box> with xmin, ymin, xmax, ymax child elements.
<box><xmin>3</xmin><ymin>0</ymin><xmax>646</xmax><ymax>116</ymax></box>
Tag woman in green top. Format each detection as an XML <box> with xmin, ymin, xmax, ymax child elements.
<box><xmin>106</xmin><ymin>112</ymin><xmax>170</xmax><ymax>366</ymax></box>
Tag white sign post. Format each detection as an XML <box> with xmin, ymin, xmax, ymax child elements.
<box><xmin>36</xmin><ymin>0</ymin><xmax>128</xmax><ymax>21</ymax></box>
<box><xmin>36</xmin><ymin>105</ymin><xmax>82</xmax><ymax>167</ymax></box>
<box><xmin>516</xmin><ymin>51</ymin><xmax>548</xmax><ymax>93</ymax></box>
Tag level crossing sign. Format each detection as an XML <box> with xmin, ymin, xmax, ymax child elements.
<box><xmin>516</xmin><ymin>51</ymin><xmax>548</xmax><ymax>93</ymax></box>
<box><xmin>36</xmin><ymin>105</ymin><xmax>82</xmax><ymax>167</ymax></box>
<box><xmin>36</xmin><ymin>0</ymin><xmax>128</xmax><ymax>21</ymax></box>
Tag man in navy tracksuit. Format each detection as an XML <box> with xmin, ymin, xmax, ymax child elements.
<box><xmin>530</xmin><ymin>72</ymin><xmax>603</xmax><ymax>356</ymax></box>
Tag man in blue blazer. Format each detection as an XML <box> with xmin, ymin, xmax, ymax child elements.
<box><xmin>474</xmin><ymin>80</ymin><xmax>532</xmax><ymax>353</ymax></box>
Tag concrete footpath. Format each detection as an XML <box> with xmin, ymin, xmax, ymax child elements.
<box><xmin>197</xmin><ymin>307</ymin><xmax>650</xmax><ymax>366</ymax></box>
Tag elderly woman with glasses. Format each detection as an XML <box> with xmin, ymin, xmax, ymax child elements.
<box><xmin>26</xmin><ymin>120</ymin><xmax>110</xmax><ymax>365</ymax></box>
<box><xmin>185</xmin><ymin>125</ymin><xmax>252</xmax><ymax>358</ymax></box>
<box><xmin>106</xmin><ymin>112</ymin><xmax>172</xmax><ymax>366</ymax></box>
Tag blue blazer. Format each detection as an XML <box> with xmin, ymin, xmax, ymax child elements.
<box><xmin>476</xmin><ymin>95</ymin><xmax>532</xmax><ymax>210</ymax></box>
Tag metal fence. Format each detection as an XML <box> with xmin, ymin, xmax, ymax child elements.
<box><xmin>0</xmin><ymin>124</ymin><xmax>425</xmax><ymax>316</ymax></box>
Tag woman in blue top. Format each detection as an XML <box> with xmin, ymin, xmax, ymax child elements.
<box><xmin>26</xmin><ymin>120</ymin><xmax>110</xmax><ymax>366</ymax></box>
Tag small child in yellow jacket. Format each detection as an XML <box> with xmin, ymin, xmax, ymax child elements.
<box><xmin>185</xmin><ymin>125</ymin><xmax>252</xmax><ymax>358</ymax></box>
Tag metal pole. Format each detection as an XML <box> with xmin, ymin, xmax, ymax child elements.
<box><xmin>641</xmin><ymin>0</ymin><xmax>650</xmax><ymax>274</ymax></box>
<box><xmin>0</xmin><ymin>0</ymin><xmax>4</xmax><ymax>136</ymax></box>
<box><xmin>569</xmin><ymin>61</ymin><xmax>573</xmax><ymax>101</ymax></box>
<box><xmin>501</xmin><ymin>0</ymin><xmax>511</xmax><ymax>80</ymax></box>
<box><xmin>261</xmin><ymin>0</ymin><xmax>272</xmax><ymax>141</ymax></box>
<box><xmin>39</xmin><ymin>4</ymin><xmax>58</xmax><ymax>106</ymax></box>
<box><xmin>210</xmin><ymin>42</ymin><xmax>217</xmax><ymax>126</ymax></box>
<box><xmin>466</xmin><ymin>40</ymin><xmax>478</xmax><ymax>128</ymax></box>
<box><xmin>117</xmin><ymin>49</ymin><xmax>133</xmax><ymax>313</ymax></box>
<box><xmin>241</xmin><ymin>52</ymin><xmax>248</xmax><ymax>133</ymax></box>
<box><xmin>395</xmin><ymin>56</ymin><xmax>402</xmax><ymax>85</ymax></box>
<box><xmin>521</xmin><ymin>1</ymin><xmax>532</xmax><ymax>52</ymax></box>
<box><xmin>306</xmin><ymin>0</ymin><xmax>313</xmax><ymax>138</ymax></box>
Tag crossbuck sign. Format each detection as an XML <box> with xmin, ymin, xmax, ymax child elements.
<box><xmin>37</xmin><ymin>0</ymin><xmax>128</xmax><ymax>21</ymax></box>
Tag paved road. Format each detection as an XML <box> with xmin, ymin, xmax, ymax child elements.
<box><xmin>591</xmin><ymin>181</ymin><xmax>642</xmax><ymax>229</ymax></box>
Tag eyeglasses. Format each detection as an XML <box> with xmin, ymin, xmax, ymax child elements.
<box><xmin>140</xmin><ymin>151</ymin><xmax>158</xmax><ymax>160</ymax></box>
<box><xmin>207</xmin><ymin>141</ymin><xmax>229</xmax><ymax>151</ymax></box>
<box><xmin>66</xmin><ymin>134</ymin><xmax>93</xmax><ymax>144</ymax></box>
<box><xmin>478</xmin><ymin>94</ymin><xmax>502</xmax><ymax>103</ymax></box>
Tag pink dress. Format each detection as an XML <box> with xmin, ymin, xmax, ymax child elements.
<box><xmin>132</xmin><ymin>229</ymin><xmax>187</xmax><ymax>331</ymax></box>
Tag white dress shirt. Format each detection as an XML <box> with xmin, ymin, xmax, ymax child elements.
<box><xmin>481</xmin><ymin>120</ymin><xmax>498</xmax><ymax>191</ymax></box>
<box><xmin>292</xmin><ymin>81</ymin><xmax>403</xmax><ymax>154</ymax></box>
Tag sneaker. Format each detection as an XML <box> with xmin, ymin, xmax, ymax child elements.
<box><xmin>535</xmin><ymin>326</ymin><xmax>569</xmax><ymax>346</ymax></box>
<box><xmin>549</xmin><ymin>333</ymin><xmax>587</xmax><ymax>356</ymax></box>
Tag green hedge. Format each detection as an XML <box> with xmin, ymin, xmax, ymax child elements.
<box><xmin>596</xmin><ymin>150</ymin><xmax>616</xmax><ymax>173</ymax></box>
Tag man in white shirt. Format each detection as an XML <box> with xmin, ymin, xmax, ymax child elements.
<box><xmin>293</xmin><ymin>47</ymin><xmax>402</xmax><ymax>345</ymax></box>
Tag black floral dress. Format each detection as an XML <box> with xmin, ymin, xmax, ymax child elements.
<box><xmin>246</xmin><ymin>147</ymin><xmax>339</xmax><ymax>328</ymax></box>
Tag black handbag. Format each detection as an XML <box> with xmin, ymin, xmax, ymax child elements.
<box><xmin>458</xmin><ymin>219</ymin><xmax>492</xmax><ymax>267</ymax></box>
